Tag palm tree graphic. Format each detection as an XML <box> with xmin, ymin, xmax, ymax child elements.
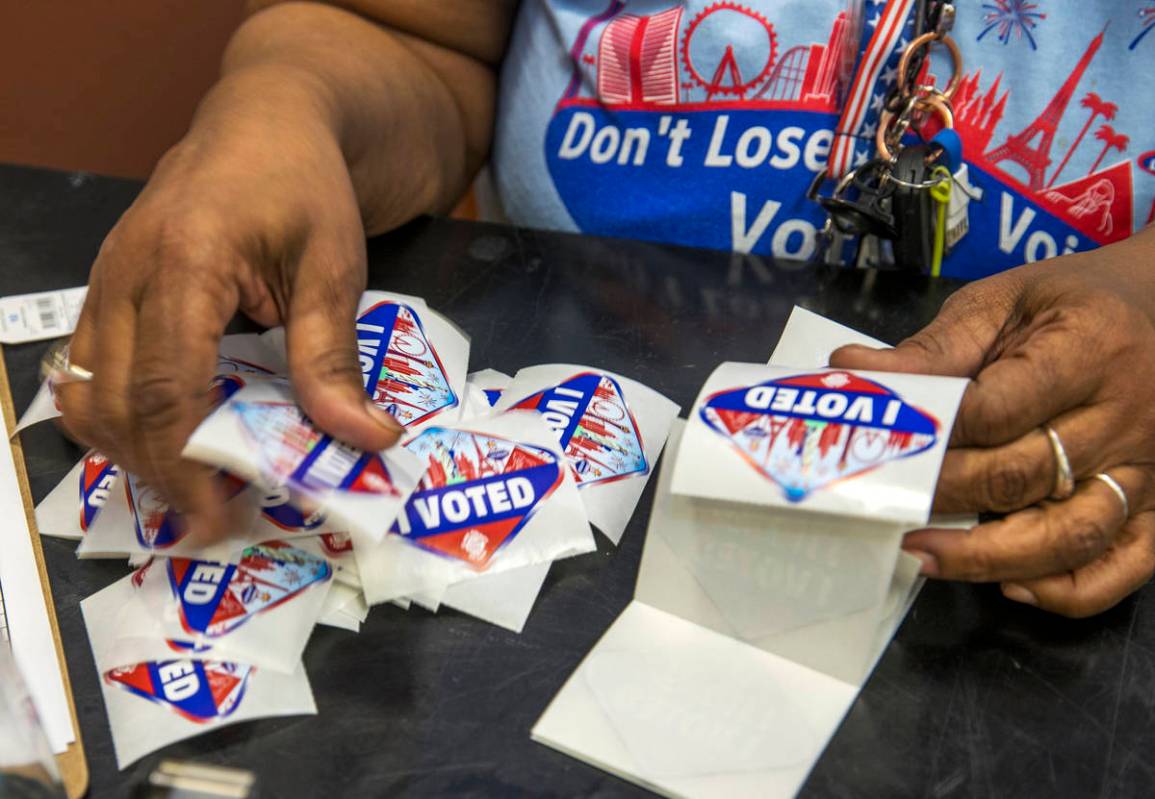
<box><xmin>1048</xmin><ymin>92</ymin><xmax>1117</xmax><ymax>187</ymax></box>
<box><xmin>1089</xmin><ymin>124</ymin><xmax>1129</xmax><ymax>175</ymax></box>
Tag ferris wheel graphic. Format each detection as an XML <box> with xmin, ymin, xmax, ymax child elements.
<box><xmin>680</xmin><ymin>2</ymin><xmax>778</xmax><ymax>101</ymax></box>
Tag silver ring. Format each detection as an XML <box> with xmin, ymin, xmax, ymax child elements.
<box><xmin>1045</xmin><ymin>426</ymin><xmax>1075</xmax><ymax>500</ymax></box>
<box><xmin>1093</xmin><ymin>473</ymin><xmax>1130</xmax><ymax>520</ymax></box>
<box><xmin>41</xmin><ymin>340</ymin><xmax>93</xmax><ymax>385</ymax></box>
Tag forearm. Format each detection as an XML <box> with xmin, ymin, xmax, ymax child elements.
<box><xmin>194</xmin><ymin>1</ymin><xmax>508</xmax><ymax>234</ymax></box>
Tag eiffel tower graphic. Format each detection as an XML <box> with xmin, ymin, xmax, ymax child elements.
<box><xmin>984</xmin><ymin>29</ymin><xmax>1106</xmax><ymax>191</ymax></box>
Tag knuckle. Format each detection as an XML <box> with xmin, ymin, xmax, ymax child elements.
<box><xmin>980</xmin><ymin>453</ymin><xmax>1037</xmax><ymax>512</ymax></box>
<box><xmin>131</xmin><ymin>373</ymin><xmax>187</xmax><ymax>434</ymax></box>
<box><xmin>1056</xmin><ymin>514</ymin><xmax>1111</xmax><ymax>571</ymax></box>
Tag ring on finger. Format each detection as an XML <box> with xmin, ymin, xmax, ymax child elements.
<box><xmin>1045</xmin><ymin>425</ymin><xmax>1075</xmax><ymax>501</ymax></box>
<box><xmin>40</xmin><ymin>339</ymin><xmax>93</xmax><ymax>385</ymax></box>
<box><xmin>1093</xmin><ymin>472</ymin><xmax>1130</xmax><ymax>520</ymax></box>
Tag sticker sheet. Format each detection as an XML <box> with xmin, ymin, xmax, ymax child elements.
<box><xmin>672</xmin><ymin>362</ymin><xmax>967</xmax><ymax>526</ymax></box>
<box><xmin>82</xmin><ymin>579</ymin><xmax>315</xmax><ymax>770</ymax></box>
<box><xmin>355</xmin><ymin>291</ymin><xmax>469</xmax><ymax>432</ymax></box>
<box><xmin>355</xmin><ymin>411</ymin><xmax>595</xmax><ymax>605</ymax></box>
<box><xmin>493</xmin><ymin>364</ymin><xmax>679</xmax><ymax>545</ymax></box>
<box><xmin>183</xmin><ymin>378</ymin><xmax>423</xmax><ymax>544</ymax></box>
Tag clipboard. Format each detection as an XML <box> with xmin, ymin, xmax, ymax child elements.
<box><xmin>0</xmin><ymin>350</ymin><xmax>88</xmax><ymax>798</ymax></box>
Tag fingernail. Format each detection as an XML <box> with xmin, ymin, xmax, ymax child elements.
<box><xmin>904</xmin><ymin>548</ymin><xmax>939</xmax><ymax>577</ymax></box>
<box><xmin>1002</xmin><ymin>583</ymin><xmax>1038</xmax><ymax>606</ymax></box>
<box><xmin>365</xmin><ymin>399</ymin><xmax>404</xmax><ymax>433</ymax></box>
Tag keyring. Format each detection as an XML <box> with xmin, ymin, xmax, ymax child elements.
<box><xmin>875</xmin><ymin>93</ymin><xmax>955</xmax><ymax>162</ymax></box>
<box><xmin>897</xmin><ymin>32</ymin><xmax>962</xmax><ymax>102</ymax></box>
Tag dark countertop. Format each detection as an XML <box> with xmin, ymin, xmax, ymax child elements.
<box><xmin>2</xmin><ymin>163</ymin><xmax>1151</xmax><ymax>798</ymax></box>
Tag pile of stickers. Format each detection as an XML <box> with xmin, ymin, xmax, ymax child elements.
<box><xmin>29</xmin><ymin>291</ymin><xmax>680</xmax><ymax>767</ymax></box>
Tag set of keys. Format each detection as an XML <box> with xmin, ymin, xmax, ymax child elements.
<box><xmin>812</xmin><ymin>1</ymin><xmax>972</xmax><ymax>276</ymax></box>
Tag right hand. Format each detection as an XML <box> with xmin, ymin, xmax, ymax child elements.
<box><xmin>58</xmin><ymin>107</ymin><xmax>404</xmax><ymax>540</ymax></box>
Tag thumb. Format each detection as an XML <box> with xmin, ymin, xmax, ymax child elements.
<box><xmin>285</xmin><ymin>235</ymin><xmax>403</xmax><ymax>451</ymax></box>
<box><xmin>829</xmin><ymin>286</ymin><xmax>1007</xmax><ymax>378</ymax></box>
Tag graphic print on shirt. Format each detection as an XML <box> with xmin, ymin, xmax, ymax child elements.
<box><xmin>699</xmin><ymin>370</ymin><xmax>939</xmax><ymax>502</ymax></box>
<box><xmin>532</xmin><ymin>1</ymin><xmax>1154</xmax><ymax>277</ymax></box>
<box><xmin>545</xmin><ymin>1</ymin><xmax>861</xmax><ymax>258</ymax></box>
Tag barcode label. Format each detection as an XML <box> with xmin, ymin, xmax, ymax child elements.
<box><xmin>0</xmin><ymin>286</ymin><xmax>87</xmax><ymax>344</ymax></box>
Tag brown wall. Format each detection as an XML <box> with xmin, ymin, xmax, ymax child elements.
<box><xmin>0</xmin><ymin>1</ymin><xmax>247</xmax><ymax>180</ymax></box>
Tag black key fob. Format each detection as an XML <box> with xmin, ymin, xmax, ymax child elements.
<box><xmin>891</xmin><ymin>145</ymin><xmax>935</xmax><ymax>272</ymax></box>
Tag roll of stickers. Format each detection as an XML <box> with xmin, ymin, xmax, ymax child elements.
<box><xmin>356</xmin><ymin>411</ymin><xmax>595</xmax><ymax>605</ymax></box>
<box><xmin>493</xmin><ymin>364</ymin><xmax>680</xmax><ymax>545</ymax></box>
<box><xmin>461</xmin><ymin>368</ymin><xmax>512</xmax><ymax>420</ymax></box>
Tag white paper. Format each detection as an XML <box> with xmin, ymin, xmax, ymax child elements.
<box><xmin>356</xmin><ymin>412</ymin><xmax>595</xmax><ymax>604</ymax></box>
<box><xmin>441</xmin><ymin>561</ymin><xmax>552</xmax><ymax>634</ymax></box>
<box><xmin>0</xmin><ymin>286</ymin><xmax>87</xmax><ymax>344</ymax></box>
<box><xmin>0</xmin><ymin>420</ymin><xmax>74</xmax><ymax>752</ymax></box>
<box><xmin>14</xmin><ymin>379</ymin><xmax>59</xmax><ymax>434</ymax></box>
<box><xmin>493</xmin><ymin>364</ymin><xmax>680</xmax><ymax>545</ymax></box>
<box><xmin>768</xmin><ymin>306</ymin><xmax>890</xmax><ymax>367</ymax></box>
<box><xmin>672</xmin><ymin>362</ymin><xmax>967</xmax><ymax>526</ymax></box>
<box><xmin>183</xmin><ymin>377</ymin><xmax>423</xmax><ymax>544</ymax></box>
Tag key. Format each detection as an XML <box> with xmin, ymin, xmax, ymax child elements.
<box><xmin>890</xmin><ymin>144</ymin><xmax>938</xmax><ymax>271</ymax></box>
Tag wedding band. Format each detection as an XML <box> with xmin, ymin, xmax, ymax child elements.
<box><xmin>1045</xmin><ymin>426</ymin><xmax>1075</xmax><ymax>500</ymax></box>
<box><xmin>40</xmin><ymin>340</ymin><xmax>93</xmax><ymax>385</ymax></box>
<box><xmin>1093</xmin><ymin>473</ymin><xmax>1130</xmax><ymax>519</ymax></box>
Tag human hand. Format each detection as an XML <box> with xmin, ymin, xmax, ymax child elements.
<box><xmin>831</xmin><ymin>234</ymin><xmax>1155</xmax><ymax>617</ymax></box>
<box><xmin>57</xmin><ymin>91</ymin><xmax>403</xmax><ymax>540</ymax></box>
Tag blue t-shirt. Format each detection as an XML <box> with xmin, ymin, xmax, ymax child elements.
<box><xmin>491</xmin><ymin>1</ymin><xmax>1155</xmax><ymax>278</ymax></box>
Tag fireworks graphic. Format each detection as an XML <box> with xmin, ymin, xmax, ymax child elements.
<box><xmin>977</xmin><ymin>1</ymin><xmax>1046</xmax><ymax>50</ymax></box>
<box><xmin>1131</xmin><ymin>6</ymin><xmax>1155</xmax><ymax>50</ymax></box>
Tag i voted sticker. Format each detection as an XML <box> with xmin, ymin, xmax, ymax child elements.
<box><xmin>700</xmin><ymin>371</ymin><xmax>939</xmax><ymax>502</ymax></box>
<box><xmin>165</xmin><ymin>541</ymin><xmax>333</xmax><ymax>638</ymax></box>
<box><xmin>395</xmin><ymin>428</ymin><xmax>564</xmax><ymax>567</ymax></box>
<box><xmin>259</xmin><ymin>486</ymin><xmax>327</xmax><ymax>532</ymax></box>
<box><xmin>512</xmin><ymin>372</ymin><xmax>647</xmax><ymax>486</ymax></box>
<box><xmin>358</xmin><ymin>300</ymin><xmax>458</xmax><ymax>427</ymax></box>
<box><xmin>80</xmin><ymin>451</ymin><xmax>118</xmax><ymax>532</ymax></box>
<box><xmin>104</xmin><ymin>660</ymin><xmax>253</xmax><ymax>724</ymax></box>
<box><xmin>125</xmin><ymin>473</ymin><xmax>185</xmax><ymax>549</ymax></box>
<box><xmin>234</xmin><ymin>400</ymin><xmax>401</xmax><ymax>496</ymax></box>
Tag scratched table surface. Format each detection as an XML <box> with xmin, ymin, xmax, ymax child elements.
<box><xmin>2</xmin><ymin>162</ymin><xmax>1152</xmax><ymax>798</ymax></box>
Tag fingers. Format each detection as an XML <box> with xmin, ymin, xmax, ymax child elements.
<box><xmin>905</xmin><ymin>466</ymin><xmax>1150</xmax><ymax>583</ymax></box>
<box><xmin>948</xmin><ymin>322</ymin><xmax>1100</xmax><ymax>448</ymax></box>
<box><xmin>130</xmin><ymin>266</ymin><xmax>239</xmax><ymax>538</ymax></box>
<box><xmin>1001</xmin><ymin>511</ymin><xmax>1155</xmax><ymax>618</ymax></box>
<box><xmin>285</xmin><ymin>233</ymin><xmax>403</xmax><ymax>452</ymax></box>
<box><xmin>829</xmin><ymin>282</ymin><xmax>1009</xmax><ymax>377</ymax></box>
<box><xmin>933</xmin><ymin>408</ymin><xmax>1110</xmax><ymax>514</ymax></box>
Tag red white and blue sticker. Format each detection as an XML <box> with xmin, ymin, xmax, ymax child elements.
<box><xmin>234</xmin><ymin>400</ymin><xmax>401</xmax><ymax>496</ymax></box>
<box><xmin>125</xmin><ymin>473</ymin><xmax>186</xmax><ymax>550</ymax></box>
<box><xmin>104</xmin><ymin>660</ymin><xmax>252</xmax><ymax>724</ymax></box>
<box><xmin>259</xmin><ymin>487</ymin><xmax>327</xmax><ymax>532</ymax></box>
<box><xmin>166</xmin><ymin>541</ymin><xmax>332</xmax><ymax>638</ymax></box>
<box><xmin>394</xmin><ymin>428</ymin><xmax>564</xmax><ymax>567</ymax></box>
<box><xmin>700</xmin><ymin>371</ymin><xmax>939</xmax><ymax>502</ymax></box>
<box><xmin>79</xmin><ymin>451</ymin><xmax>119</xmax><ymax>532</ymax></box>
<box><xmin>357</xmin><ymin>300</ymin><xmax>458</xmax><ymax>427</ymax></box>
<box><xmin>512</xmin><ymin>371</ymin><xmax>647</xmax><ymax>487</ymax></box>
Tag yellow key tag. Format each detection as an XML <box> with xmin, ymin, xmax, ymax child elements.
<box><xmin>929</xmin><ymin>167</ymin><xmax>952</xmax><ymax>277</ymax></box>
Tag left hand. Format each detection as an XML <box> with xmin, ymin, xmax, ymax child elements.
<box><xmin>831</xmin><ymin>233</ymin><xmax>1155</xmax><ymax>618</ymax></box>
